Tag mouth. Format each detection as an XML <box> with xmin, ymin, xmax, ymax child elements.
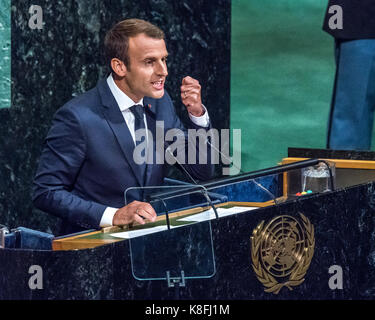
<box><xmin>151</xmin><ymin>79</ymin><xmax>164</xmax><ymax>91</ymax></box>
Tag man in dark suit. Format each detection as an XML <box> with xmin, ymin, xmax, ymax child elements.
<box><xmin>32</xmin><ymin>19</ymin><xmax>213</xmax><ymax>235</ymax></box>
<box><xmin>323</xmin><ymin>0</ymin><xmax>375</xmax><ymax>150</ymax></box>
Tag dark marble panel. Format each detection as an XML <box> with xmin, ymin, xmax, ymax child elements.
<box><xmin>0</xmin><ymin>244</ymin><xmax>115</xmax><ymax>300</ymax></box>
<box><xmin>0</xmin><ymin>0</ymin><xmax>230</xmax><ymax>234</ymax></box>
<box><xmin>1</xmin><ymin>181</ymin><xmax>375</xmax><ymax>299</ymax></box>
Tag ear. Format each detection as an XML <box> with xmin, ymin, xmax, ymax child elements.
<box><xmin>110</xmin><ymin>58</ymin><xmax>127</xmax><ymax>77</ymax></box>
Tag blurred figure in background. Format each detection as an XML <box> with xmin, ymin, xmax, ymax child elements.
<box><xmin>324</xmin><ymin>0</ymin><xmax>375</xmax><ymax>150</ymax></box>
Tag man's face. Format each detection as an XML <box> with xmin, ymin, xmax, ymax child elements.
<box><xmin>122</xmin><ymin>33</ymin><xmax>168</xmax><ymax>102</ymax></box>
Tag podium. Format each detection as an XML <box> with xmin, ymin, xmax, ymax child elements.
<box><xmin>1</xmin><ymin>153</ymin><xmax>375</xmax><ymax>299</ymax></box>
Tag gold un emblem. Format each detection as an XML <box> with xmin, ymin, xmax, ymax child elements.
<box><xmin>251</xmin><ymin>214</ymin><xmax>315</xmax><ymax>294</ymax></box>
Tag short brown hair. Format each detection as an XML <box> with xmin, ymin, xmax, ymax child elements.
<box><xmin>104</xmin><ymin>18</ymin><xmax>165</xmax><ymax>71</ymax></box>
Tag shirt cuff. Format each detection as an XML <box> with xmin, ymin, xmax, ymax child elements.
<box><xmin>189</xmin><ymin>105</ymin><xmax>210</xmax><ymax>128</ymax></box>
<box><xmin>99</xmin><ymin>207</ymin><xmax>118</xmax><ymax>227</ymax></box>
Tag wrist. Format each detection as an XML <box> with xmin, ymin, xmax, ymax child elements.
<box><xmin>190</xmin><ymin>106</ymin><xmax>205</xmax><ymax>117</ymax></box>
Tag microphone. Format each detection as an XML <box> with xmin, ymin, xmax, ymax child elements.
<box><xmin>202</xmin><ymin>134</ymin><xmax>278</xmax><ymax>204</ymax></box>
<box><xmin>147</xmin><ymin>128</ymin><xmax>334</xmax><ymax>216</ymax></box>
<box><xmin>133</xmin><ymin>126</ymin><xmax>219</xmax><ymax>219</ymax></box>
<box><xmin>151</xmin><ymin>158</ymin><xmax>329</xmax><ymax>207</ymax></box>
<box><xmin>203</xmin><ymin>133</ymin><xmax>335</xmax><ymax>194</ymax></box>
<box><xmin>147</xmin><ymin>128</ymin><xmax>278</xmax><ymax>216</ymax></box>
<box><xmin>181</xmin><ymin>129</ymin><xmax>279</xmax><ymax>204</ymax></box>
<box><xmin>164</xmin><ymin>144</ymin><xmax>220</xmax><ymax>219</ymax></box>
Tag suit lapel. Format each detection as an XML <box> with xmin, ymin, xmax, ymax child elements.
<box><xmin>97</xmin><ymin>79</ymin><xmax>145</xmax><ymax>187</ymax></box>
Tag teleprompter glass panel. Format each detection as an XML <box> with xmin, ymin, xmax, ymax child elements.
<box><xmin>125</xmin><ymin>185</ymin><xmax>216</xmax><ymax>281</ymax></box>
<box><xmin>0</xmin><ymin>0</ymin><xmax>11</xmax><ymax>109</ymax></box>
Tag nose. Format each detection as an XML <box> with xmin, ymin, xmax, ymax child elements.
<box><xmin>156</xmin><ymin>60</ymin><xmax>168</xmax><ymax>77</ymax></box>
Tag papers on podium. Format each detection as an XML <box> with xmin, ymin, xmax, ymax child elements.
<box><xmin>177</xmin><ymin>206</ymin><xmax>256</xmax><ymax>222</ymax></box>
<box><xmin>109</xmin><ymin>225</ymin><xmax>175</xmax><ymax>239</ymax></box>
<box><xmin>108</xmin><ymin>206</ymin><xmax>256</xmax><ymax>239</ymax></box>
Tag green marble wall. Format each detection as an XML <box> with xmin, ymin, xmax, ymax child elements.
<box><xmin>0</xmin><ymin>0</ymin><xmax>10</xmax><ymax>108</ymax></box>
<box><xmin>231</xmin><ymin>0</ymin><xmax>334</xmax><ymax>171</ymax></box>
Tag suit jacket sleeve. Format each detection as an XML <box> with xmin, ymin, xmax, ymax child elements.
<box><xmin>32</xmin><ymin>105</ymin><xmax>106</xmax><ymax>230</ymax></box>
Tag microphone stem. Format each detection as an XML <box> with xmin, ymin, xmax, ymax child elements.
<box><xmin>206</xmin><ymin>138</ymin><xmax>277</xmax><ymax>203</ymax></box>
<box><xmin>155</xmin><ymin>196</ymin><xmax>171</xmax><ymax>230</ymax></box>
<box><xmin>166</xmin><ymin>147</ymin><xmax>219</xmax><ymax>219</ymax></box>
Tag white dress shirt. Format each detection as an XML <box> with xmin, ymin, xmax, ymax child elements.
<box><xmin>99</xmin><ymin>74</ymin><xmax>210</xmax><ymax>227</ymax></box>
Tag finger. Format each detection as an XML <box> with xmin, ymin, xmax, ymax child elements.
<box><xmin>181</xmin><ymin>84</ymin><xmax>201</xmax><ymax>92</ymax></box>
<box><xmin>136</xmin><ymin>209</ymin><xmax>153</xmax><ymax>222</ymax></box>
<box><xmin>181</xmin><ymin>87</ymin><xmax>201</xmax><ymax>96</ymax></box>
<box><xmin>182</xmin><ymin>94</ymin><xmax>200</xmax><ymax>105</ymax></box>
<box><xmin>184</xmin><ymin>89</ymin><xmax>201</xmax><ymax>98</ymax></box>
<box><xmin>133</xmin><ymin>213</ymin><xmax>146</xmax><ymax>225</ymax></box>
<box><xmin>137</xmin><ymin>208</ymin><xmax>156</xmax><ymax>222</ymax></box>
<box><xmin>143</xmin><ymin>203</ymin><xmax>157</xmax><ymax>219</ymax></box>
<box><xmin>181</xmin><ymin>92</ymin><xmax>189</xmax><ymax>101</ymax></box>
<box><xmin>138</xmin><ymin>203</ymin><xmax>157</xmax><ymax>221</ymax></box>
<box><xmin>181</xmin><ymin>89</ymin><xmax>200</xmax><ymax>101</ymax></box>
<box><xmin>182</xmin><ymin>76</ymin><xmax>192</xmax><ymax>85</ymax></box>
<box><xmin>182</xmin><ymin>76</ymin><xmax>197</xmax><ymax>85</ymax></box>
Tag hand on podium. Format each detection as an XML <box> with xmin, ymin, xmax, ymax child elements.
<box><xmin>112</xmin><ymin>201</ymin><xmax>157</xmax><ymax>226</ymax></box>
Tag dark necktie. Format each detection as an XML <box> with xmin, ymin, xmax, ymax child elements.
<box><xmin>129</xmin><ymin>104</ymin><xmax>145</xmax><ymax>141</ymax></box>
<box><xmin>129</xmin><ymin>104</ymin><xmax>147</xmax><ymax>184</ymax></box>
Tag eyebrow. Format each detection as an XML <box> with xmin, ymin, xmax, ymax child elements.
<box><xmin>143</xmin><ymin>54</ymin><xmax>169</xmax><ymax>61</ymax></box>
